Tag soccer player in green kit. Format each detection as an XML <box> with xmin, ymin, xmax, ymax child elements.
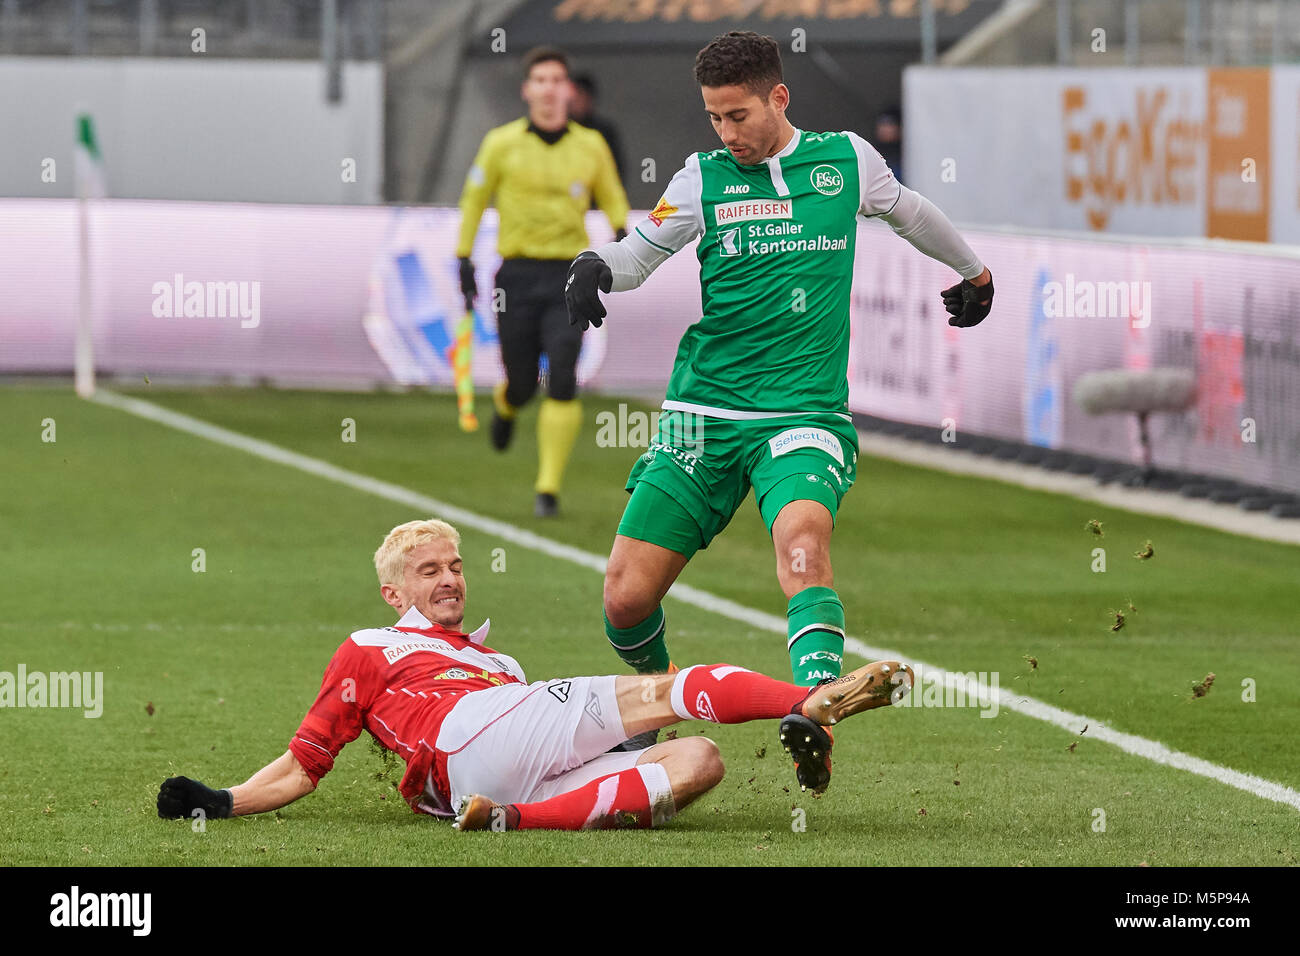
<box><xmin>564</xmin><ymin>32</ymin><xmax>994</xmax><ymax>793</ymax></box>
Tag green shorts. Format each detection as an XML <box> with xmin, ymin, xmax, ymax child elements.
<box><xmin>616</xmin><ymin>410</ymin><xmax>860</xmax><ymax>559</ymax></box>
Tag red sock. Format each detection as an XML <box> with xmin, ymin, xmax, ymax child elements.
<box><xmin>671</xmin><ymin>664</ymin><xmax>808</xmax><ymax>723</ymax></box>
<box><xmin>513</xmin><ymin>767</ymin><xmax>670</xmax><ymax>831</ymax></box>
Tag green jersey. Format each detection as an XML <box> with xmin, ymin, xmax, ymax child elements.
<box><xmin>625</xmin><ymin>128</ymin><xmax>904</xmax><ymax>418</ymax></box>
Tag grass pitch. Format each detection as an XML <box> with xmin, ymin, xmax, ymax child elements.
<box><xmin>2</xmin><ymin>385</ymin><xmax>1298</xmax><ymax>866</ymax></box>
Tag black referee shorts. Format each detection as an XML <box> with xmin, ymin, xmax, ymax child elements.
<box><xmin>494</xmin><ymin>258</ymin><xmax>582</xmax><ymax>406</ymax></box>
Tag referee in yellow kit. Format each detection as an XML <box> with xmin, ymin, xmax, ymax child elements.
<box><xmin>456</xmin><ymin>46</ymin><xmax>629</xmax><ymax>518</ymax></box>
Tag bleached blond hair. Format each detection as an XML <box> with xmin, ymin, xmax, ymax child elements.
<box><xmin>374</xmin><ymin>519</ymin><xmax>461</xmax><ymax>589</ymax></box>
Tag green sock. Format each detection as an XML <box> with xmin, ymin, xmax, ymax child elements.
<box><xmin>787</xmin><ymin>586</ymin><xmax>846</xmax><ymax>686</ymax></box>
<box><xmin>605</xmin><ymin>605</ymin><xmax>671</xmax><ymax>673</ymax></box>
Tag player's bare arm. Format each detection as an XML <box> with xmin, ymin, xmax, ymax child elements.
<box><xmin>228</xmin><ymin>750</ymin><xmax>316</xmax><ymax>815</ymax></box>
<box><xmin>156</xmin><ymin>750</ymin><xmax>314</xmax><ymax>820</ymax></box>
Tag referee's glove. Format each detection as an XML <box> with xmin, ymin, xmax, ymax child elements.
<box><xmin>941</xmin><ymin>270</ymin><xmax>994</xmax><ymax>328</ymax></box>
<box><xmin>565</xmin><ymin>251</ymin><xmax>612</xmax><ymax>331</ymax></box>
<box><xmin>457</xmin><ymin>257</ymin><xmax>477</xmax><ymax>313</ymax></box>
<box><xmin>157</xmin><ymin>775</ymin><xmax>234</xmax><ymax>820</ymax></box>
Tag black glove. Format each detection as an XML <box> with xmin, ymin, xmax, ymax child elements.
<box><xmin>157</xmin><ymin>775</ymin><xmax>234</xmax><ymax>820</ymax></box>
<box><xmin>614</xmin><ymin>227</ymin><xmax>628</xmax><ymax>242</ymax></box>
<box><xmin>941</xmin><ymin>271</ymin><xmax>994</xmax><ymax>328</ymax></box>
<box><xmin>457</xmin><ymin>257</ymin><xmax>477</xmax><ymax>313</ymax></box>
<box><xmin>565</xmin><ymin>251</ymin><xmax>613</xmax><ymax>331</ymax></box>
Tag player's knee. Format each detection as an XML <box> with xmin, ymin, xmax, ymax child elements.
<box><xmin>505</xmin><ymin>378</ymin><xmax>538</xmax><ymax>408</ymax></box>
<box><xmin>659</xmin><ymin>736</ymin><xmax>725</xmax><ymax>807</ymax></box>
<box><xmin>604</xmin><ymin>594</ymin><xmax>653</xmax><ymax>631</ymax></box>
<box><xmin>784</xmin><ymin>517</ymin><xmax>829</xmax><ymax>551</ymax></box>
<box><xmin>546</xmin><ymin>372</ymin><xmax>577</xmax><ymax>401</ymax></box>
<box><xmin>603</xmin><ymin>569</ymin><xmax>655</xmax><ymax>630</ymax></box>
<box><xmin>695</xmin><ymin>737</ymin><xmax>726</xmax><ymax>790</ymax></box>
<box><xmin>677</xmin><ymin>736</ymin><xmax>725</xmax><ymax>796</ymax></box>
<box><xmin>776</xmin><ymin>525</ymin><xmax>831</xmax><ymax>579</ymax></box>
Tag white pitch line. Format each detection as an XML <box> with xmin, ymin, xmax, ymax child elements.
<box><xmin>90</xmin><ymin>389</ymin><xmax>1300</xmax><ymax>814</ymax></box>
<box><xmin>857</xmin><ymin>432</ymin><xmax>1300</xmax><ymax>547</ymax></box>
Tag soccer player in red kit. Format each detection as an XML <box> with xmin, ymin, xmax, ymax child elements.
<box><xmin>156</xmin><ymin>519</ymin><xmax>913</xmax><ymax>831</ymax></box>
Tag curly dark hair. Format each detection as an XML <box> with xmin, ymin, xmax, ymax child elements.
<box><xmin>694</xmin><ymin>31</ymin><xmax>783</xmax><ymax>98</ymax></box>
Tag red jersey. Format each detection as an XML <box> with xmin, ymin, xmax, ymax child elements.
<box><xmin>288</xmin><ymin>606</ymin><xmax>526</xmax><ymax>816</ymax></box>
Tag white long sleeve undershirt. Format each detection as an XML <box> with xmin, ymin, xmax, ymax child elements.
<box><xmin>592</xmin><ymin>131</ymin><xmax>984</xmax><ymax>291</ymax></box>
<box><xmin>593</xmin><ymin>230</ymin><xmax>667</xmax><ymax>292</ymax></box>
<box><xmin>878</xmin><ymin>185</ymin><xmax>985</xmax><ymax>281</ymax></box>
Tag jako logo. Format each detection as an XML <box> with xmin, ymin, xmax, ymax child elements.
<box><xmin>151</xmin><ymin>273</ymin><xmax>261</xmax><ymax>329</ymax></box>
<box><xmin>811</xmin><ymin>165</ymin><xmax>843</xmax><ymax>195</ymax></box>
<box><xmin>50</xmin><ymin>886</ymin><xmax>151</xmax><ymax>936</ymax></box>
<box><xmin>1041</xmin><ymin>273</ymin><xmax>1152</xmax><ymax>328</ymax></box>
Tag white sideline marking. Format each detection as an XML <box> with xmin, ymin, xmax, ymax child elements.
<box><xmin>90</xmin><ymin>390</ymin><xmax>1300</xmax><ymax>814</ymax></box>
<box><xmin>858</xmin><ymin>433</ymin><xmax>1300</xmax><ymax>547</ymax></box>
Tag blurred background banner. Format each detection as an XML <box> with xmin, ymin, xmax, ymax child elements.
<box><xmin>847</xmin><ymin>221</ymin><xmax>1300</xmax><ymax>494</ymax></box>
<box><xmin>4</xmin><ymin>196</ymin><xmax>1298</xmax><ymax>493</ymax></box>
<box><xmin>497</xmin><ymin>0</ymin><xmax>1001</xmax><ymax>47</ymax></box>
<box><xmin>905</xmin><ymin>64</ymin><xmax>1300</xmax><ymax>243</ymax></box>
<box><xmin>362</xmin><ymin>207</ymin><xmax>606</xmax><ymax>389</ymax></box>
<box><xmin>0</xmin><ymin>203</ymin><xmax>631</xmax><ymax>391</ymax></box>
<box><xmin>3</xmin><ymin>0</ymin><xmax>1299</xmax><ymax>497</ymax></box>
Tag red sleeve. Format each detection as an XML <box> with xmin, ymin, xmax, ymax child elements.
<box><xmin>289</xmin><ymin>643</ymin><xmax>367</xmax><ymax>786</ymax></box>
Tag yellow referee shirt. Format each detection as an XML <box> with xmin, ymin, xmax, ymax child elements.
<box><xmin>456</xmin><ymin>118</ymin><xmax>629</xmax><ymax>261</ymax></box>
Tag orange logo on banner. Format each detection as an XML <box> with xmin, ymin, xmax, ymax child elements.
<box><xmin>1062</xmin><ymin>84</ymin><xmax>1202</xmax><ymax>231</ymax></box>
<box><xmin>1206</xmin><ymin>69</ymin><xmax>1270</xmax><ymax>242</ymax></box>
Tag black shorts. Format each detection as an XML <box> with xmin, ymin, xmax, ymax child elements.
<box><xmin>494</xmin><ymin>258</ymin><xmax>582</xmax><ymax>404</ymax></box>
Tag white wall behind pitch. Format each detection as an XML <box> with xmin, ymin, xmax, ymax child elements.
<box><xmin>0</xmin><ymin>57</ymin><xmax>383</xmax><ymax>204</ymax></box>
<box><xmin>1271</xmin><ymin>66</ymin><xmax>1300</xmax><ymax>246</ymax></box>
<box><xmin>904</xmin><ymin>66</ymin><xmax>1207</xmax><ymax>238</ymax></box>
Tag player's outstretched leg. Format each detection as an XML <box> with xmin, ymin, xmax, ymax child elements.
<box><xmin>453</xmin><ymin>662</ymin><xmax>912</xmax><ymax>832</ymax></box>
<box><xmin>454</xmin><ymin>760</ymin><xmax>685</xmax><ymax>832</ymax></box>
<box><xmin>603</xmin><ymin>531</ymin><xmax>690</xmax><ymax>751</ymax></box>
<box><xmin>632</xmin><ymin>659</ymin><xmax>915</xmax><ymax>800</ymax></box>
<box><xmin>779</xmin><ymin>660</ymin><xmax>914</xmax><ymax>794</ymax></box>
<box><xmin>609</xmin><ymin>660</ymin><xmax>912</xmax><ymax>739</ymax></box>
